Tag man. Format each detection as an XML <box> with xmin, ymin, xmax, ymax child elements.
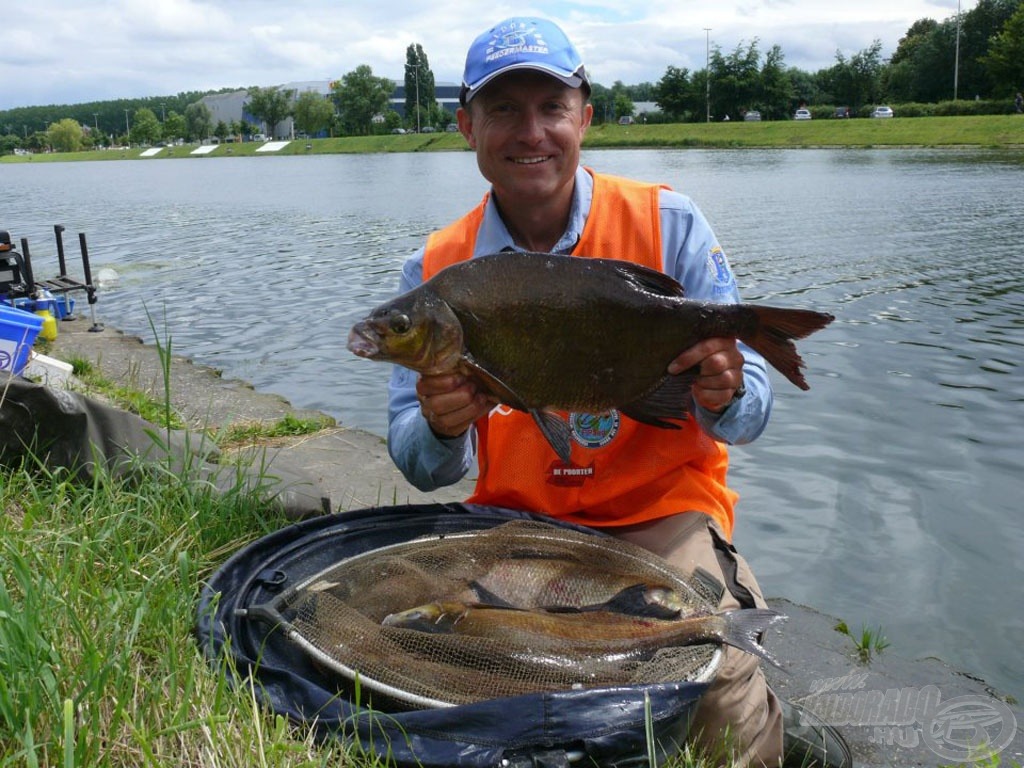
<box><xmin>387</xmin><ymin>16</ymin><xmax>849</xmax><ymax>768</ymax></box>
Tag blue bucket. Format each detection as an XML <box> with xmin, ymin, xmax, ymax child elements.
<box><xmin>0</xmin><ymin>305</ymin><xmax>44</xmax><ymax>375</ymax></box>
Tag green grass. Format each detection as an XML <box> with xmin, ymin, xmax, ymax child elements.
<box><xmin>834</xmin><ymin>620</ymin><xmax>891</xmax><ymax>663</ymax></box>
<box><xmin>0</xmin><ymin>456</ymin><xmax>369</xmax><ymax>767</ymax></box>
<box><xmin>3</xmin><ymin>115</ymin><xmax>1022</xmax><ymax>165</ymax></box>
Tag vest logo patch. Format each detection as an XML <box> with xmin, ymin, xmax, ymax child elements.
<box><xmin>570</xmin><ymin>411</ymin><xmax>620</xmax><ymax>449</ymax></box>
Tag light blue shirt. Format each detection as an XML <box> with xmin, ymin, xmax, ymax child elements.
<box><xmin>387</xmin><ymin>167</ymin><xmax>773</xmax><ymax>491</ymax></box>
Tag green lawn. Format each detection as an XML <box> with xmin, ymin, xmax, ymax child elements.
<box><xmin>4</xmin><ymin>115</ymin><xmax>1022</xmax><ymax>164</ymax></box>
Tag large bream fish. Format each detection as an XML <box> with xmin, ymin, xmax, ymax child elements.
<box><xmin>383</xmin><ymin>601</ymin><xmax>784</xmax><ymax>669</ymax></box>
<box><xmin>348</xmin><ymin>251</ymin><xmax>834</xmax><ymax>461</ymax></box>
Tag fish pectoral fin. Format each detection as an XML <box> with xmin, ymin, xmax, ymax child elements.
<box><xmin>467</xmin><ymin>580</ymin><xmax>517</xmax><ymax>609</ymax></box>
<box><xmin>620</xmin><ymin>374</ymin><xmax>693</xmax><ymax>428</ymax></box>
<box><xmin>597</xmin><ymin>584</ymin><xmax>683</xmax><ymax>619</ymax></box>
<box><xmin>531</xmin><ymin>409</ymin><xmax>573</xmax><ymax>464</ymax></box>
<box><xmin>460</xmin><ymin>354</ymin><xmax>529</xmax><ymax>409</ymax></box>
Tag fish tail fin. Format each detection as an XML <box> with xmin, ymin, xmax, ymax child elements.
<box><xmin>741</xmin><ymin>306</ymin><xmax>834</xmax><ymax>390</ymax></box>
<box><xmin>719</xmin><ymin>608</ymin><xmax>787</xmax><ymax>669</ymax></box>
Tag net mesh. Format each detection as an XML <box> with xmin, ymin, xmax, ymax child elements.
<box><xmin>272</xmin><ymin>520</ymin><xmax>719</xmax><ymax>708</ymax></box>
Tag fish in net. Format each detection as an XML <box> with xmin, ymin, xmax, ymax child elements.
<box><xmin>248</xmin><ymin>520</ymin><xmax>782</xmax><ymax>709</ymax></box>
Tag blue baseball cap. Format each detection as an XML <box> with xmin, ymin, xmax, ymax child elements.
<box><xmin>460</xmin><ymin>17</ymin><xmax>590</xmax><ymax>105</ymax></box>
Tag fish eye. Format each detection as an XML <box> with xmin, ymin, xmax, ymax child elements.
<box><xmin>389</xmin><ymin>312</ymin><xmax>412</xmax><ymax>334</ymax></box>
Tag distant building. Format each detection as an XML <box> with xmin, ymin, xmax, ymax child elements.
<box><xmin>198</xmin><ymin>79</ymin><xmax>460</xmax><ymax>137</ymax></box>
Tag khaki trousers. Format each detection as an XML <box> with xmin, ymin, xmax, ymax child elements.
<box><xmin>607</xmin><ymin>512</ymin><xmax>784</xmax><ymax>767</ymax></box>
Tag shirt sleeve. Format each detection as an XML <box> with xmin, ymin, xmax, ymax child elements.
<box><xmin>385</xmin><ymin>249</ymin><xmax>478</xmax><ymax>490</ymax></box>
<box><xmin>658</xmin><ymin>189</ymin><xmax>773</xmax><ymax>445</ymax></box>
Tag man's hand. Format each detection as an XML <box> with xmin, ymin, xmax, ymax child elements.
<box><xmin>416</xmin><ymin>373</ymin><xmax>497</xmax><ymax>438</ymax></box>
<box><xmin>667</xmin><ymin>338</ymin><xmax>745</xmax><ymax>413</ymax></box>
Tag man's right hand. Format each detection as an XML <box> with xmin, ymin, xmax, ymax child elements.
<box><xmin>416</xmin><ymin>373</ymin><xmax>497</xmax><ymax>438</ymax></box>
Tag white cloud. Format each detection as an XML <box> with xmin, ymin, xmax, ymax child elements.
<box><xmin>0</xmin><ymin>0</ymin><xmax>976</xmax><ymax>109</ymax></box>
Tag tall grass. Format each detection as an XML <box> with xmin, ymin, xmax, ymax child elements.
<box><xmin>0</xmin><ymin>453</ymin><xmax>369</xmax><ymax>767</ymax></box>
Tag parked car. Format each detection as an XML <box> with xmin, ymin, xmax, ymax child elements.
<box><xmin>743</xmin><ymin>110</ymin><xmax>762</xmax><ymax>122</ymax></box>
<box><xmin>872</xmin><ymin>106</ymin><xmax>894</xmax><ymax>119</ymax></box>
<box><xmin>835</xmin><ymin>106</ymin><xmax>851</xmax><ymax>119</ymax></box>
<box><xmin>794</xmin><ymin>108</ymin><xmax>812</xmax><ymax>120</ymax></box>
<box><xmin>390</xmin><ymin>128</ymin><xmax>407</xmax><ymax>134</ymax></box>
<box><xmin>618</xmin><ymin>115</ymin><xmax>635</xmax><ymax>125</ymax></box>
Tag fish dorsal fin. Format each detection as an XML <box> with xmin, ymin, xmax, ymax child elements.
<box><xmin>531</xmin><ymin>410</ymin><xmax>573</xmax><ymax>464</ymax></box>
<box><xmin>619</xmin><ymin>373</ymin><xmax>694</xmax><ymax>428</ymax></box>
<box><xmin>613</xmin><ymin>260</ymin><xmax>686</xmax><ymax>298</ymax></box>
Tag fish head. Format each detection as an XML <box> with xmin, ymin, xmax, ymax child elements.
<box><xmin>348</xmin><ymin>288</ymin><xmax>464</xmax><ymax>375</ymax></box>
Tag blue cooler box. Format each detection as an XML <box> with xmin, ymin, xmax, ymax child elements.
<box><xmin>0</xmin><ymin>305</ymin><xmax>44</xmax><ymax>374</ymax></box>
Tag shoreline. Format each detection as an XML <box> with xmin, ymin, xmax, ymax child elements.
<box><xmin>47</xmin><ymin>316</ymin><xmax>1023</xmax><ymax>767</ymax></box>
<box><xmin>4</xmin><ymin>115</ymin><xmax>1024</xmax><ymax>164</ymax></box>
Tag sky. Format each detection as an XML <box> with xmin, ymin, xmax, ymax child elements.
<box><xmin>0</xmin><ymin>0</ymin><xmax>974</xmax><ymax>111</ymax></box>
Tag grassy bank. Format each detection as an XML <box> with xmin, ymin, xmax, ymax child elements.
<box><xmin>0</xmin><ymin>458</ymin><xmax>368</xmax><ymax>767</ymax></box>
<box><xmin>3</xmin><ymin>115</ymin><xmax>1022</xmax><ymax>164</ymax></box>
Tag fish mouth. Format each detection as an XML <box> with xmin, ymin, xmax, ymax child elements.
<box><xmin>346</xmin><ymin>325</ymin><xmax>381</xmax><ymax>359</ymax></box>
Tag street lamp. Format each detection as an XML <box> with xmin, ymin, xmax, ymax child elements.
<box><xmin>704</xmin><ymin>28</ymin><xmax>712</xmax><ymax>123</ymax></box>
<box><xmin>93</xmin><ymin>112</ymin><xmax>99</xmax><ymax>131</ymax></box>
<box><xmin>161</xmin><ymin>103</ymin><xmax>166</xmax><ymax>121</ymax></box>
<box><xmin>124</xmin><ymin>109</ymin><xmax>130</xmax><ymax>145</ymax></box>
<box><xmin>405</xmin><ymin>61</ymin><xmax>421</xmax><ymax>134</ymax></box>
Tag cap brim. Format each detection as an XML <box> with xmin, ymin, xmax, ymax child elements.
<box><xmin>462</xmin><ymin>63</ymin><xmax>587</xmax><ymax>103</ymax></box>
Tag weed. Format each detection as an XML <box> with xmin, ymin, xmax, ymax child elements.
<box><xmin>835</xmin><ymin>620</ymin><xmax>890</xmax><ymax>663</ymax></box>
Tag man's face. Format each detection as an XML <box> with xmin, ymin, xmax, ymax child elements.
<box><xmin>457</xmin><ymin>70</ymin><xmax>593</xmax><ymax>210</ymax></box>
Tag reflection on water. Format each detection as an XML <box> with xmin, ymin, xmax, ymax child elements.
<box><xmin>4</xmin><ymin>148</ymin><xmax>1021</xmax><ymax>699</ymax></box>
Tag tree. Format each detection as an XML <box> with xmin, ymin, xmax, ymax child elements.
<box><xmin>131</xmin><ymin>108</ymin><xmax>161</xmax><ymax>145</ymax></box>
<box><xmin>47</xmin><ymin>118</ymin><xmax>84</xmax><ymax>152</ymax></box>
<box><xmin>759</xmin><ymin>45</ymin><xmax>795</xmax><ymax>119</ymax></box>
<box><xmin>293</xmin><ymin>90</ymin><xmax>335</xmax><ymax>137</ymax></box>
<box><xmin>404</xmin><ymin>43</ymin><xmax>436</xmax><ymax>131</ymax></box>
<box><xmin>710</xmin><ymin>40</ymin><xmax>763</xmax><ymax>120</ymax></box>
<box><xmin>246</xmin><ymin>86</ymin><xmax>294</xmax><ymax>138</ymax></box>
<box><xmin>0</xmin><ymin>133</ymin><xmax>22</xmax><ymax>155</ymax></box>
<box><xmin>821</xmin><ymin>40</ymin><xmax>884</xmax><ymax>110</ymax></box>
<box><xmin>957</xmin><ymin>0</ymin><xmax>1021</xmax><ymax>98</ymax></box>
<box><xmin>163</xmin><ymin>111</ymin><xmax>186</xmax><ymax>142</ymax></box>
<box><xmin>331</xmin><ymin>65</ymin><xmax>393</xmax><ymax>135</ymax></box>
<box><xmin>981</xmin><ymin>2</ymin><xmax>1024</xmax><ymax>96</ymax></box>
<box><xmin>185</xmin><ymin>101</ymin><xmax>212</xmax><ymax>141</ymax></box>
<box><xmin>654</xmin><ymin>65</ymin><xmax>693</xmax><ymax>121</ymax></box>
<box><xmin>213</xmin><ymin>120</ymin><xmax>229</xmax><ymax>142</ymax></box>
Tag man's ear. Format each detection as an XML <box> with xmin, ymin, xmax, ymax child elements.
<box><xmin>456</xmin><ymin>107</ymin><xmax>475</xmax><ymax>149</ymax></box>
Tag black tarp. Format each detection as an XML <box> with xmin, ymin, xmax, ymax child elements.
<box><xmin>196</xmin><ymin>504</ymin><xmax>713</xmax><ymax>767</ymax></box>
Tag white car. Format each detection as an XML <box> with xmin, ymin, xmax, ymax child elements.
<box><xmin>794</xmin><ymin>109</ymin><xmax>812</xmax><ymax>120</ymax></box>
<box><xmin>872</xmin><ymin>106</ymin><xmax>894</xmax><ymax>119</ymax></box>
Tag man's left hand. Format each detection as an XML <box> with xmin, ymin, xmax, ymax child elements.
<box><xmin>667</xmin><ymin>338</ymin><xmax>745</xmax><ymax>414</ymax></box>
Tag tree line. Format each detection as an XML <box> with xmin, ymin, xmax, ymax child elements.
<box><xmin>3</xmin><ymin>0</ymin><xmax>1023</xmax><ymax>154</ymax></box>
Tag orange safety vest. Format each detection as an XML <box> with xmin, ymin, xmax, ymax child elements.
<box><xmin>423</xmin><ymin>169</ymin><xmax>738</xmax><ymax>538</ymax></box>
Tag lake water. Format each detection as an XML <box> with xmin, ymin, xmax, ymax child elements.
<box><xmin>3</xmin><ymin>148</ymin><xmax>1022</xmax><ymax>701</ymax></box>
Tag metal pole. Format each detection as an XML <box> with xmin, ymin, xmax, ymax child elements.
<box><xmin>124</xmin><ymin>109</ymin><xmax>130</xmax><ymax>145</ymax></box>
<box><xmin>953</xmin><ymin>0</ymin><xmax>961</xmax><ymax>101</ymax></box>
<box><xmin>704</xmin><ymin>28</ymin><xmax>712</xmax><ymax>123</ymax></box>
